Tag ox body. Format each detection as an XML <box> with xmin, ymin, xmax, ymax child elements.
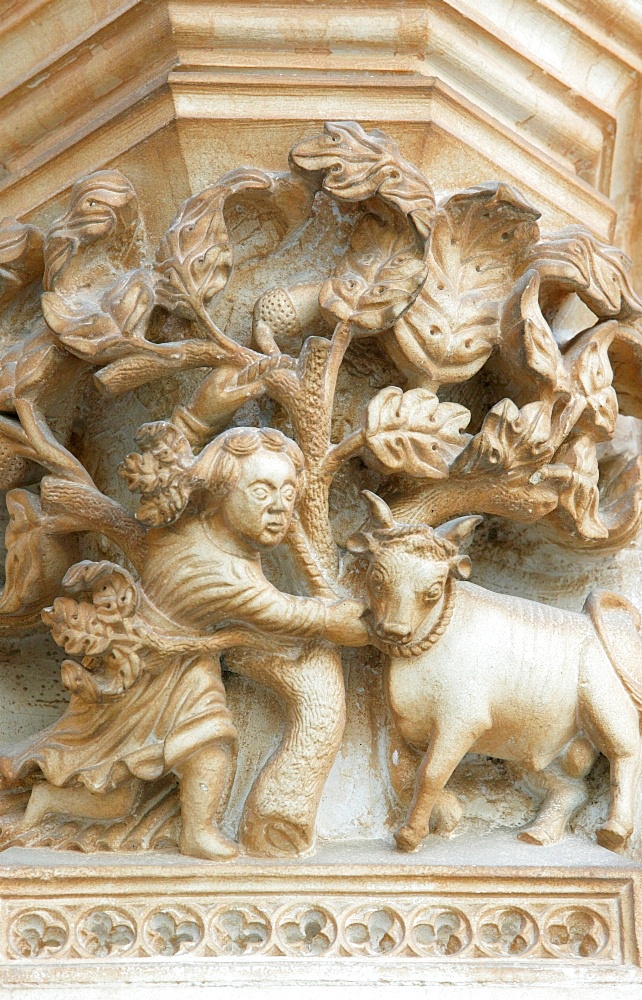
<box><xmin>349</xmin><ymin>492</ymin><xmax>642</xmax><ymax>854</ymax></box>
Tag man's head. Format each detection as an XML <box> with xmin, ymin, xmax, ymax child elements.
<box><xmin>196</xmin><ymin>427</ymin><xmax>304</xmax><ymax>549</ymax></box>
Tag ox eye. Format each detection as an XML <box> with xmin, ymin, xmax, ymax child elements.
<box><xmin>424</xmin><ymin>582</ymin><xmax>443</xmax><ymax>602</ymax></box>
<box><xmin>369</xmin><ymin>571</ymin><xmax>384</xmax><ymax>593</ymax></box>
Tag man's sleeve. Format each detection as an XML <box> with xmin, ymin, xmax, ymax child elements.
<box><xmin>221</xmin><ymin>569</ymin><xmax>330</xmax><ymax>638</ymax></box>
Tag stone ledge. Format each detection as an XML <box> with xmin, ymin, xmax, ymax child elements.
<box><xmin>0</xmin><ymin>834</ymin><xmax>639</xmax><ymax>977</ymax></box>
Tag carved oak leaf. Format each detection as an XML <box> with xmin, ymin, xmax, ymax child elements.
<box><xmin>0</xmin><ymin>218</ymin><xmax>44</xmax><ymax>307</ymax></box>
<box><xmin>552</xmin><ymin>434</ymin><xmax>608</xmax><ymax>539</ymax></box>
<box><xmin>364</xmin><ymin>386</ymin><xmax>470</xmax><ymax>477</ymax></box>
<box><xmin>42</xmin><ymin>596</ymin><xmax>111</xmax><ymax>657</ymax></box>
<box><xmin>598</xmin><ymin>455</ymin><xmax>642</xmax><ymax>545</ymax></box>
<box><xmin>524</xmin><ymin>225</ymin><xmax>642</xmax><ymax>320</ymax></box>
<box><xmin>451</xmin><ymin>397</ymin><xmax>554</xmax><ymax>477</ymax></box>
<box><xmin>61</xmin><ymin>559</ymin><xmax>140</xmax><ymax>623</ymax></box>
<box><xmin>154</xmin><ymin>168</ymin><xmax>273</xmax><ymax>321</ymax></box>
<box><xmin>560</xmin><ymin>453</ymin><xmax>642</xmax><ymax>551</ymax></box>
<box><xmin>59</xmin><ymin>641</ymin><xmax>144</xmax><ymax>702</ymax></box>
<box><xmin>384</xmin><ymin>183</ymin><xmax>541</xmax><ymax>388</ymax></box>
<box><xmin>58</xmin><ymin>658</ymin><xmax>104</xmax><ymax>702</ymax></box>
<box><xmin>119</xmin><ymin>421</ymin><xmax>195</xmax><ymax>526</ymax></box>
<box><xmin>499</xmin><ymin>270</ymin><xmax>568</xmax><ymax>397</ymax></box>
<box><xmin>386</xmin><ymin>397</ymin><xmax>574</xmax><ymax>526</ymax></box>
<box><xmin>599</xmin><ymin>320</ymin><xmax>642</xmax><ymax>419</ymax></box>
<box><xmin>290</xmin><ymin>121</ymin><xmax>436</xmax><ymax>238</ymax></box>
<box><xmin>540</xmin><ymin>451</ymin><xmax>642</xmax><ymax>551</ymax></box>
<box><xmin>500</xmin><ymin>276</ymin><xmax>618</xmax><ymax>439</ymax></box>
<box><xmin>43</xmin><ymin>561</ymin><xmax>145</xmax><ymax>701</ymax></box>
<box><xmin>42</xmin><ymin>270</ymin><xmax>155</xmax><ymax>363</ymax></box>
<box><xmin>0</xmin><ymin>489</ymin><xmax>78</xmax><ymax>621</ymax></box>
<box><xmin>562</xmin><ymin>321</ymin><xmax>618</xmax><ymax>441</ymax></box>
<box><xmin>43</xmin><ymin>171</ymin><xmax>141</xmax><ymax>293</ymax></box>
<box><xmin>318</xmin><ymin>215</ymin><xmax>428</xmax><ymax>332</ymax></box>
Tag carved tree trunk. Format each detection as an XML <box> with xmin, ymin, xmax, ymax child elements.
<box><xmin>227</xmin><ymin>642</ymin><xmax>346</xmax><ymax>856</ymax></box>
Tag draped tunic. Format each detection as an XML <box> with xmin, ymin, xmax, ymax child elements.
<box><xmin>1</xmin><ymin>514</ymin><xmax>332</xmax><ymax>792</ymax></box>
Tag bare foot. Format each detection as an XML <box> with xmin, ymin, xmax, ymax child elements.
<box><xmin>179</xmin><ymin>826</ymin><xmax>239</xmax><ymax>861</ymax></box>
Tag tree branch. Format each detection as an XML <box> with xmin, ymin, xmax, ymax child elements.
<box><xmin>322</xmin><ymin>428</ymin><xmax>366</xmax><ymax>479</ymax></box>
<box><xmin>14</xmin><ymin>397</ymin><xmax>94</xmax><ymax>486</ymax></box>
<box><xmin>40</xmin><ymin>477</ymin><xmax>148</xmax><ymax>568</ymax></box>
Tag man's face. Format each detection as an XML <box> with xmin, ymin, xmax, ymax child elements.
<box><xmin>219</xmin><ymin>449</ymin><xmax>297</xmax><ymax>549</ymax></box>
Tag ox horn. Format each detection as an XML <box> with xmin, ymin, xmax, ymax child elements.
<box><xmin>362</xmin><ymin>490</ymin><xmax>395</xmax><ymax>529</ymax></box>
<box><xmin>435</xmin><ymin>514</ymin><xmax>483</xmax><ymax>549</ymax></box>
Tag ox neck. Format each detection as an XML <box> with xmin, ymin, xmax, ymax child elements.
<box><xmin>375</xmin><ymin>579</ymin><xmax>457</xmax><ymax>658</ymax></box>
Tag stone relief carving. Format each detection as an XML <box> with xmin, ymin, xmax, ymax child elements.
<box><xmin>0</xmin><ymin>121</ymin><xmax>642</xmax><ymax>864</ymax></box>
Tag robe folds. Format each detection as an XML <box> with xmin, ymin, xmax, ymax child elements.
<box><xmin>0</xmin><ymin>514</ymin><xmax>332</xmax><ymax>790</ymax></box>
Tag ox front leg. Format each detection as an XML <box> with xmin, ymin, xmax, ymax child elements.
<box><xmin>395</xmin><ymin>729</ymin><xmax>473</xmax><ymax>852</ymax></box>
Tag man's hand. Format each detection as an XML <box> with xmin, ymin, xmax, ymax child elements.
<box><xmin>325</xmin><ymin>598</ymin><xmax>371</xmax><ymax>646</ymax></box>
<box><xmin>173</xmin><ymin>366</ymin><xmax>266</xmax><ymax>447</ymax></box>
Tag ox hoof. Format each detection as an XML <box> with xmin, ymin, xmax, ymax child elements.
<box><xmin>394</xmin><ymin>825</ymin><xmax>422</xmax><ymax>852</ymax></box>
<box><xmin>597</xmin><ymin>821</ymin><xmax>631</xmax><ymax>853</ymax></box>
<box><xmin>517</xmin><ymin>825</ymin><xmax>557</xmax><ymax>847</ymax></box>
<box><xmin>431</xmin><ymin>792</ymin><xmax>463</xmax><ymax>837</ymax></box>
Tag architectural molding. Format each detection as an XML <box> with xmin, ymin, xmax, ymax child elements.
<box><xmin>0</xmin><ymin>1</ymin><xmax>639</xmax><ymax>256</ymax></box>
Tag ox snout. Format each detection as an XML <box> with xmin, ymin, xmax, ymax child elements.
<box><xmin>375</xmin><ymin>620</ymin><xmax>413</xmax><ymax>645</ymax></box>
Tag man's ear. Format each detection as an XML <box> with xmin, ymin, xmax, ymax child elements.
<box><xmin>435</xmin><ymin>515</ymin><xmax>483</xmax><ymax>550</ymax></box>
<box><xmin>345</xmin><ymin>531</ymin><xmax>373</xmax><ymax>555</ymax></box>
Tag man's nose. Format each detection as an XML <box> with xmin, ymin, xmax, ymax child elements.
<box><xmin>269</xmin><ymin>493</ymin><xmax>286</xmax><ymax>512</ymax></box>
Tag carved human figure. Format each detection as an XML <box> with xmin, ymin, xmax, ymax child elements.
<box><xmin>349</xmin><ymin>491</ymin><xmax>642</xmax><ymax>854</ymax></box>
<box><xmin>0</xmin><ymin>426</ymin><xmax>368</xmax><ymax>860</ymax></box>
<box><xmin>129</xmin><ymin>425</ymin><xmax>369</xmax><ymax>855</ymax></box>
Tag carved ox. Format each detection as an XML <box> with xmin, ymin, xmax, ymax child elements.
<box><xmin>348</xmin><ymin>491</ymin><xmax>642</xmax><ymax>854</ymax></box>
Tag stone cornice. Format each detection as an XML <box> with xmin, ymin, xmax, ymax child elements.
<box><xmin>0</xmin><ymin>1</ymin><xmax>639</xmax><ymax>250</ymax></box>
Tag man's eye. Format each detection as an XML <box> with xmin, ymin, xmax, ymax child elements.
<box><xmin>252</xmin><ymin>488</ymin><xmax>268</xmax><ymax>500</ymax></box>
<box><xmin>282</xmin><ymin>487</ymin><xmax>295</xmax><ymax>502</ymax></box>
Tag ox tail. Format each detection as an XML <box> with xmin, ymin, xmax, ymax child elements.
<box><xmin>585</xmin><ymin>590</ymin><xmax>642</xmax><ymax>712</ymax></box>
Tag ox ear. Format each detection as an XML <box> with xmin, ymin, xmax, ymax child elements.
<box><xmin>345</xmin><ymin>531</ymin><xmax>374</xmax><ymax>555</ymax></box>
<box><xmin>452</xmin><ymin>554</ymin><xmax>472</xmax><ymax>579</ymax></box>
<box><xmin>361</xmin><ymin>490</ymin><xmax>395</xmax><ymax>529</ymax></box>
<box><xmin>435</xmin><ymin>515</ymin><xmax>483</xmax><ymax>551</ymax></box>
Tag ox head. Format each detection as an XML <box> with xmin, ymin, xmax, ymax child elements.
<box><xmin>346</xmin><ymin>491</ymin><xmax>482</xmax><ymax>647</ymax></box>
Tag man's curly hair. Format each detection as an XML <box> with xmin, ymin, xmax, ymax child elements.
<box><xmin>119</xmin><ymin>422</ymin><xmax>304</xmax><ymax>527</ymax></box>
